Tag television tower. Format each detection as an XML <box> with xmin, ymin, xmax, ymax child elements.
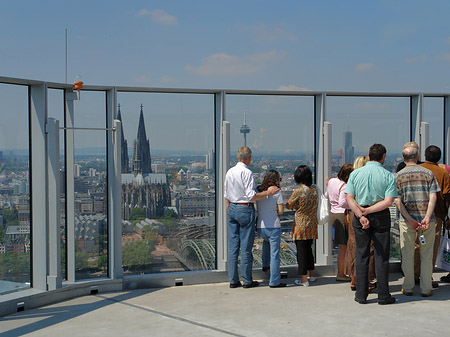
<box><xmin>240</xmin><ymin>109</ymin><xmax>251</xmax><ymax>147</ymax></box>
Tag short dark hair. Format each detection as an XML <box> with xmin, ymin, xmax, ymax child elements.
<box><xmin>425</xmin><ymin>145</ymin><xmax>441</xmax><ymax>163</ymax></box>
<box><xmin>337</xmin><ymin>164</ymin><xmax>353</xmax><ymax>183</ymax></box>
<box><xmin>294</xmin><ymin>165</ymin><xmax>313</xmax><ymax>186</ymax></box>
<box><xmin>369</xmin><ymin>144</ymin><xmax>386</xmax><ymax>161</ymax></box>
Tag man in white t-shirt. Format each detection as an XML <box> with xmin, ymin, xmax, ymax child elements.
<box><xmin>224</xmin><ymin>147</ymin><xmax>279</xmax><ymax>288</ymax></box>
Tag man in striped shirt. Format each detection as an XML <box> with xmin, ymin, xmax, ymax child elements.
<box><xmin>395</xmin><ymin>146</ymin><xmax>439</xmax><ymax>297</ymax></box>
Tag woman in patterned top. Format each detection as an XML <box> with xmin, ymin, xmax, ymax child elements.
<box><xmin>286</xmin><ymin>165</ymin><xmax>319</xmax><ymax>287</ymax></box>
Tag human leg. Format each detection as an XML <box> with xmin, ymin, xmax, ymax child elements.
<box><xmin>238</xmin><ymin>206</ymin><xmax>256</xmax><ymax>285</ymax></box>
<box><xmin>419</xmin><ymin>221</ymin><xmax>436</xmax><ymax>295</ymax></box>
<box><xmin>227</xmin><ymin>205</ymin><xmax>241</xmax><ymax>284</ymax></box>
<box><xmin>295</xmin><ymin>240</ymin><xmax>309</xmax><ymax>283</ymax></box>
<box><xmin>331</xmin><ymin>213</ymin><xmax>348</xmax><ymax>278</ymax></box>
<box><xmin>353</xmin><ymin>216</ymin><xmax>372</xmax><ymax>301</ymax></box>
<box><xmin>399</xmin><ymin>218</ymin><xmax>416</xmax><ymax>292</ymax></box>
<box><xmin>268</xmin><ymin>228</ymin><xmax>281</xmax><ymax>286</ymax></box>
<box><xmin>260</xmin><ymin>229</ymin><xmax>270</xmax><ymax>270</ymax></box>
<box><xmin>370</xmin><ymin>210</ymin><xmax>392</xmax><ymax>301</ymax></box>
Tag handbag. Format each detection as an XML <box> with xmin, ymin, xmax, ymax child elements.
<box><xmin>435</xmin><ymin>229</ymin><xmax>450</xmax><ymax>272</ymax></box>
<box><xmin>316</xmin><ymin>186</ymin><xmax>329</xmax><ymax>225</ymax></box>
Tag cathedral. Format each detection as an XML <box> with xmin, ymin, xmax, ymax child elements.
<box><xmin>118</xmin><ymin>105</ymin><xmax>171</xmax><ymax>220</ymax></box>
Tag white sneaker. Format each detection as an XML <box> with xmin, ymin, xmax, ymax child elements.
<box><xmin>308</xmin><ymin>276</ymin><xmax>317</xmax><ymax>283</ymax></box>
<box><xmin>294</xmin><ymin>279</ymin><xmax>309</xmax><ymax>287</ymax></box>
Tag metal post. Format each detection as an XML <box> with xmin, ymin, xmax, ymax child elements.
<box><xmin>444</xmin><ymin>96</ymin><xmax>450</xmax><ymax>164</ymax></box>
<box><xmin>420</xmin><ymin>122</ymin><xmax>429</xmax><ymax>160</ymax></box>
<box><xmin>30</xmin><ymin>83</ymin><xmax>48</xmax><ymax>290</ymax></box>
<box><xmin>47</xmin><ymin>118</ymin><xmax>62</xmax><ymax>289</ymax></box>
<box><xmin>107</xmin><ymin>88</ymin><xmax>122</xmax><ymax>279</ymax></box>
<box><xmin>216</xmin><ymin>91</ymin><xmax>228</xmax><ymax>271</ymax></box>
<box><xmin>315</xmin><ymin>100</ymin><xmax>333</xmax><ymax>266</ymax></box>
<box><xmin>65</xmin><ymin>90</ymin><xmax>76</xmax><ymax>282</ymax></box>
<box><xmin>411</xmin><ymin>94</ymin><xmax>423</xmax><ymax>147</ymax></box>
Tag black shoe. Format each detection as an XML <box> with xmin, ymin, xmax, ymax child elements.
<box><xmin>262</xmin><ymin>266</ymin><xmax>270</xmax><ymax>272</ymax></box>
<box><xmin>432</xmin><ymin>280</ymin><xmax>439</xmax><ymax>289</ymax></box>
<box><xmin>421</xmin><ymin>291</ymin><xmax>432</xmax><ymax>297</ymax></box>
<box><xmin>440</xmin><ymin>274</ymin><xmax>450</xmax><ymax>283</ymax></box>
<box><xmin>269</xmin><ymin>283</ymin><xmax>286</xmax><ymax>288</ymax></box>
<box><xmin>243</xmin><ymin>281</ymin><xmax>259</xmax><ymax>288</ymax></box>
<box><xmin>229</xmin><ymin>282</ymin><xmax>242</xmax><ymax>288</ymax></box>
<box><xmin>354</xmin><ymin>297</ymin><xmax>367</xmax><ymax>304</ymax></box>
<box><xmin>378</xmin><ymin>296</ymin><xmax>396</xmax><ymax>305</ymax></box>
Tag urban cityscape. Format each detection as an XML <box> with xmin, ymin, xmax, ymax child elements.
<box><xmin>0</xmin><ymin>108</ymin><xmax>404</xmax><ymax>289</ymax></box>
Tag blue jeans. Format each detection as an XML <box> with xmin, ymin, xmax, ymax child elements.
<box><xmin>259</xmin><ymin>228</ymin><xmax>281</xmax><ymax>286</ymax></box>
<box><xmin>227</xmin><ymin>203</ymin><xmax>255</xmax><ymax>285</ymax></box>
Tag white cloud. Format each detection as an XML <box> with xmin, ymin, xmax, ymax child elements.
<box><xmin>137</xmin><ymin>9</ymin><xmax>177</xmax><ymax>25</ymax></box>
<box><xmin>354</xmin><ymin>63</ymin><xmax>375</xmax><ymax>71</ymax></box>
<box><xmin>405</xmin><ymin>55</ymin><xmax>427</xmax><ymax>63</ymax></box>
<box><xmin>185</xmin><ymin>51</ymin><xmax>286</xmax><ymax>77</ymax></box>
<box><xmin>437</xmin><ymin>53</ymin><xmax>450</xmax><ymax>62</ymax></box>
<box><xmin>238</xmin><ymin>24</ymin><xmax>297</xmax><ymax>42</ymax></box>
<box><xmin>135</xmin><ymin>75</ymin><xmax>151</xmax><ymax>84</ymax></box>
<box><xmin>277</xmin><ymin>85</ymin><xmax>310</xmax><ymax>91</ymax></box>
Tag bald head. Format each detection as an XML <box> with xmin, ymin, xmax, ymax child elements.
<box><xmin>402</xmin><ymin>146</ymin><xmax>419</xmax><ymax>163</ymax></box>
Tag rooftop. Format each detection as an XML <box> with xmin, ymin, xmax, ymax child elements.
<box><xmin>1</xmin><ymin>271</ymin><xmax>449</xmax><ymax>336</ymax></box>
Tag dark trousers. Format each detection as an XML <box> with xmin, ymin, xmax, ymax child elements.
<box><xmin>295</xmin><ymin>239</ymin><xmax>315</xmax><ymax>275</ymax></box>
<box><xmin>353</xmin><ymin>209</ymin><xmax>391</xmax><ymax>301</ymax></box>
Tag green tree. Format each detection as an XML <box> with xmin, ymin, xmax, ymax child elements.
<box><xmin>97</xmin><ymin>254</ymin><xmax>107</xmax><ymax>271</ymax></box>
<box><xmin>122</xmin><ymin>241</ymin><xmax>153</xmax><ymax>269</ymax></box>
<box><xmin>129</xmin><ymin>208</ymin><xmax>145</xmax><ymax>221</ymax></box>
<box><xmin>3</xmin><ymin>209</ymin><xmax>18</xmax><ymax>224</ymax></box>
<box><xmin>76</xmin><ymin>252</ymin><xmax>89</xmax><ymax>270</ymax></box>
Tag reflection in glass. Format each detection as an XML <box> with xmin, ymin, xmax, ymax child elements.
<box><xmin>423</xmin><ymin>97</ymin><xmax>444</xmax><ymax>155</ymax></box>
<box><xmin>0</xmin><ymin>84</ymin><xmax>31</xmax><ymax>294</ymax></box>
<box><xmin>117</xmin><ymin>93</ymin><xmax>215</xmax><ymax>274</ymax></box>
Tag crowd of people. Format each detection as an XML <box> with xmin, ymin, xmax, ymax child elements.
<box><xmin>224</xmin><ymin>143</ymin><xmax>450</xmax><ymax>305</ymax></box>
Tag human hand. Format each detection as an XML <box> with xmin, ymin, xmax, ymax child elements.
<box><xmin>419</xmin><ymin>218</ymin><xmax>430</xmax><ymax>230</ymax></box>
<box><xmin>267</xmin><ymin>185</ymin><xmax>280</xmax><ymax>195</ymax></box>
<box><xmin>360</xmin><ymin>216</ymin><xmax>370</xmax><ymax>229</ymax></box>
<box><xmin>408</xmin><ymin>219</ymin><xmax>421</xmax><ymax>231</ymax></box>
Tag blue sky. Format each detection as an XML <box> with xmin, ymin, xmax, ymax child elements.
<box><xmin>2</xmin><ymin>0</ymin><xmax>450</xmax><ymax>91</ymax></box>
<box><xmin>1</xmin><ymin>1</ymin><xmax>450</xmax><ymax>154</ymax></box>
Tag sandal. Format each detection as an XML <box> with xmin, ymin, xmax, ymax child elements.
<box><xmin>350</xmin><ymin>284</ymin><xmax>356</xmax><ymax>291</ymax></box>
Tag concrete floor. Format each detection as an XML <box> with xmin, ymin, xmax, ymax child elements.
<box><xmin>1</xmin><ymin>272</ymin><xmax>449</xmax><ymax>337</ymax></box>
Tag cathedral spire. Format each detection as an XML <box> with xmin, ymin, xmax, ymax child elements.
<box><xmin>117</xmin><ymin>104</ymin><xmax>130</xmax><ymax>173</ymax></box>
<box><xmin>132</xmin><ymin>104</ymin><xmax>152</xmax><ymax>174</ymax></box>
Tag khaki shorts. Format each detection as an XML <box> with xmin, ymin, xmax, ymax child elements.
<box><xmin>330</xmin><ymin>212</ymin><xmax>348</xmax><ymax>245</ymax></box>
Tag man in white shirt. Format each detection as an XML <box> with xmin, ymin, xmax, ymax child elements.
<box><xmin>224</xmin><ymin>147</ymin><xmax>279</xmax><ymax>288</ymax></box>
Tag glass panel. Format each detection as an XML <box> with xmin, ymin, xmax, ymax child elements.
<box><xmin>423</xmin><ymin>97</ymin><xmax>444</xmax><ymax>159</ymax></box>
<box><xmin>227</xmin><ymin>94</ymin><xmax>315</xmax><ymax>267</ymax></box>
<box><xmin>117</xmin><ymin>92</ymin><xmax>215</xmax><ymax>274</ymax></box>
<box><xmin>48</xmin><ymin>89</ymin><xmax>67</xmax><ymax>280</ymax></box>
<box><xmin>0</xmin><ymin>84</ymin><xmax>30</xmax><ymax>294</ymax></box>
<box><xmin>327</xmin><ymin>96</ymin><xmax>410</xmax><ymax>262</ymax></box>
<box><xmin>73</xmin><ymin>91</ymin><xmax>108</xmax><ymax>279</ymax></box>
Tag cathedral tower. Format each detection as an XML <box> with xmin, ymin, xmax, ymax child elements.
<box><xmin>132</xmin><ymin>104</ymin><xmax>152</xmax><ymax>174</ymax></box>
<box><xmin>117</xmin><ymin>104</ymin><xmax>130</xmax><ymax>173</ymax></box>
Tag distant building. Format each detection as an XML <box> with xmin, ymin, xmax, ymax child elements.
<box><xmin>74</xmin><ymin>164</ymin><xmax>81</xmax><ymax>177</ymax></box>
<box><xmin>120</xmin><ymin>105</ymin><xmax>171</xmax><ymax>219</ymax></box>
<box><xmin>74</xmin><ymin>214</ymin><xmax>107</xmax><ymax>253</ymax></box>
<box><xmin>206</xmin><ymin>149</ymin><xmax>214</xmax><ymax>171</ymax></box>
<box><xmin>176</xmin><ymin>188</ymin><xmax>214</xmax><ymax>217</ymax></box>
<box><xmin>116</xmin><ymin>104</ymin><xmax>130</xmax><ymax>173</ymax></box>
<box><xmin>343</xmin><ymin>131</ymin><xmax>354</xmax><ymax>164</ymax></box>
<box><xmin>132</xmin><ymin>105</ymin><xmax>152</xmax><ymax>174</ymax></box>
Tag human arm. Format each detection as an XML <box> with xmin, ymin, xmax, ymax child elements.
<box><xmin>250</xmin><ymin>185</ymin><xmax>280</xmax><ymax>202</ymax></box>
<box><xmin>362</xmin><ymin>197</ymin><xmax>395</xmax><ymax>216</ymax></box>
<box><xmin>225</xmin><ymin>198</ymin><xmax>230</xmax><ymax>211</ymax></box>
<box><xmin>338</xmin><ymin>186</ymin><xmax>349</xmax><ymax>209</ymax></box>
<box><xmin>419</xmin><ymin>192</ymin><xmax>437</xmax><ymax>230</ymax></box>
<box><xmin>346</xmin><ymin>193</ymin><xmax>370</xmax><ymax>229</ymax></box>
<box><xmin>277</xmin><ymin>204</ymin><xmax>284</xmax><ymax>216</ymax></box>
<box><xmin>394</xmin><ymin>198</ymin><xmax>420</xmax><ymax>230</ymax></box>
<box><xmin>286</xmin><ymin>190</ymin><xmax>299</xmax><ymax>210</ymax></box>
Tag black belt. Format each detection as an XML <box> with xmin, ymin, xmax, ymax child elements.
<box><xmin>232</xmin><ymin>202</ymin><xmax>253</xmax><ymax>206</ymax></box>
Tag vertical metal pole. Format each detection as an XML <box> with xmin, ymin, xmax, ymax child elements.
<box><xmin>411</xmin><ymin>94</ymin><xmax>423</xmax><ymax>152</ymax></box>
<box><xmin>107</xmin><ymin>88</ymin><xmax>122</xmax><ymax>278</ymax></box>
<box><xmin>216</xmin><ymin>91</ymin><xmax>229</xmax><ymax>271</ymax></box>
<box><xmin>47</xmin><ymin>118</ymin><xmax>62</xmax><ymax>290</ymax></box>
<box><xmin>420</xmin><ymin>122</ymin><xmax>429</xmax><ymax>159</ymax></box>
<box><xmin>65</xmin><ymin>90</ymin><xmax>76</xmax><ymax>282</ymax></box>
<box><xmin>30</xmin><ymin>83</ymin><xmax>48</xmax><ymax>290</ymax></box>
<box><xmin>444</xmin><ymin>96</ymin><xmax>450</xmax><ymax>164</ymax></box>
<box><xmin>315</xmin><ymin>91</ymin><xmax>332</xmax><ymax>266</ymax></box>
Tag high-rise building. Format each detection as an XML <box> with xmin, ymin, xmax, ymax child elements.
<box><xmin>206</xmin><ymin>149</ymin><xmax>214</xmax><ymax>171</ymax></box>
<box><xmin>116</xmin><ymin>104</ymin><xmax>130</xmax><ymax>173</ymax></box>
<box><xmin>240</xmin><ymin>109</ymin><xmax>251</xmax><ymax>147</ymax></box>
<box><xmin>132</xmin><ymin>104</ymin><xmax>152</xmax><ymax>174</ymax></box>
<box><xmin>343</xmin><ymin>131</ymin><xmax>354</xmax><ymax>164</ymax></box>
<box><xmin>74</xmin><ymin>164</ymin><xmax>81</xmax><ymax>177</ymax></box>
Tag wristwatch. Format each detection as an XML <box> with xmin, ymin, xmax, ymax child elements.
<box><xmin>357</xmin><ymin>214</ymin><xmax>364</xmax><ymax>220</ymax></box>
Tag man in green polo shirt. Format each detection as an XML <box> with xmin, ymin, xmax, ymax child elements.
<box><xmin>346</xmin><ymin>144</ymin><xmax>398</xmax><ymax>305</ymax></box>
